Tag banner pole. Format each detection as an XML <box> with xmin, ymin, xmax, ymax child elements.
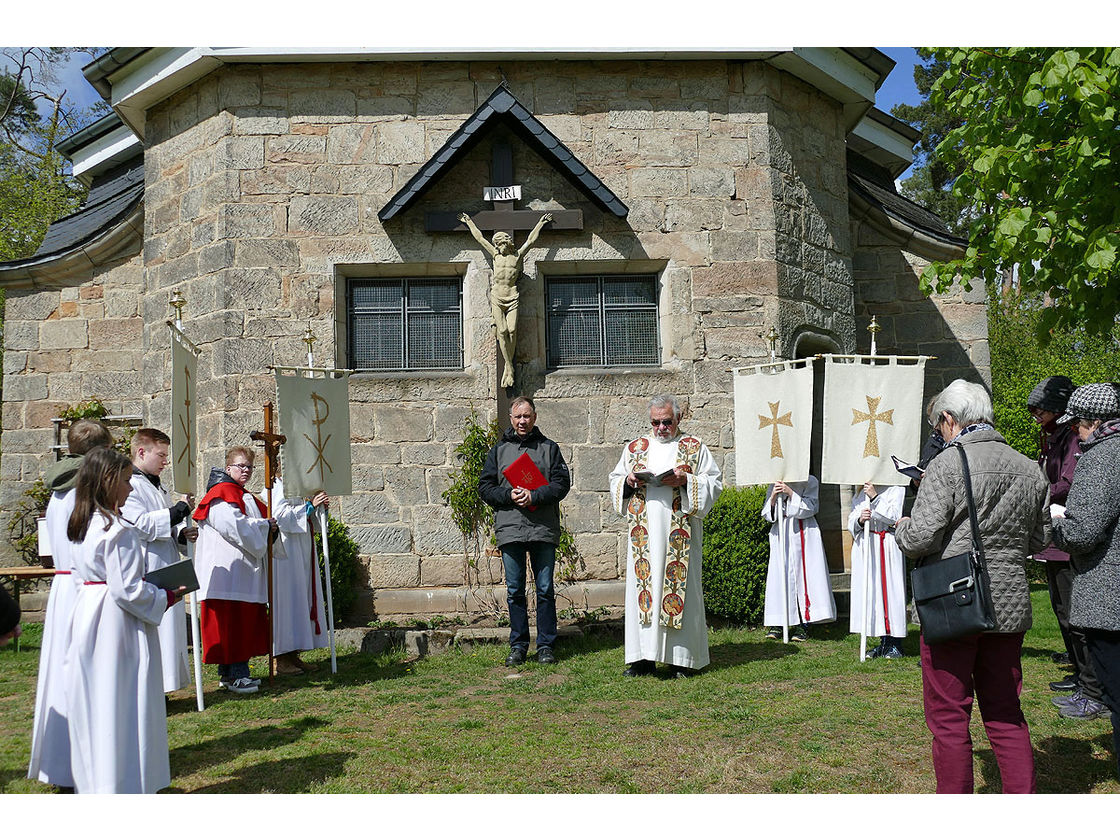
<box><xmin>860</xmin><ymin>516</ymin><xmax>872</xmax><ymax>662</ymax></box>
<box><xmin>778</xmin><ymin>496</ymin><xmax>790</xmax><ymax>644</ymax></box>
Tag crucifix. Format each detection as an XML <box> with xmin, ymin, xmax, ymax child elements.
<box><xmin>250</xmin><ymin>401</ymin><xmax>286</xmax><ymax>682</ymax></box>
<box><xmin>427</xmin><ymin>138</ymin><xmax>583</xmax><ymax>397</ymax></box>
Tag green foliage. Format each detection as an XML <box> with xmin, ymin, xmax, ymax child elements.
<box><xmin>313</xmin><ymin>514</ymin><xmax>361</xmax><ymax>625</ymax></box>
<box><xmin>58</xmin><ymin>397</ymin><xmax>109</xmax><ymax>421</ymax></box>
<box><xmin>989</xmin><ymin>290</ymin><xmax>1120</xmax><ymax>458</ymax></box>
<box><xmin>701</xmin><ymin>485</ymin><xmax>771</xmax><ymax>625</ymax></box>
<box><xmin>441</xmin><ymin>408</ymin><xmax>502</xmax><ymax>561</ymax></box>
<box><xmin>5</xmin><ymin>478</ymin><xmax>51</xmax><ymax>566</ymax></box>
<box><xmin>920</xmin><ymin>47</ymin><xmax>1120</xmax><ymax>335</ymax></box>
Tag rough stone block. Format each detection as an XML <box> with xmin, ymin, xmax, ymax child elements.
<box><xmin>4</xmin><ymin>320</ymin><xmax>39</xmax><ymax>351</ymax></box>
<box><xmin>399</xmin><ymin>443</ymin><xmax>448</xmax><ymax>466</ymax></box>
<box><xmin>340</xmin><ymin>491</ymin><xmax>401</xmax><ymax>525</ymax></box>
<box><xmin>366</xmin><ymin>554</ymin><xmax>421</xmax><ymax>588</ymax></box>
<box><xmin>39</xmin><ymin>319</ymin><xmax>88</xmax><ymax>350</ymax></box>
<box><xmin>383</xmin><ymin>469</ymin><xmax>429</xmax><ymax>507</ymax></box>
<box><xmin>375</xmin><ymin>405</ymin><xmax>434</xmax><ymax>441</ymax></box>
<box><xmin>218</xmin><ymin>72</ymin><xmax>261</xmax><ymax>108</ymax></box>
<box><xmin>5</xmin><ymin>291</ymin><xmax>59</xmax><ymax>320</ymax></box>
<box><xmin>233</xmin><ymin>106</ymin><xmax>288</xmax><ymax>135</ymax></box>
<box><xmin>234</xmin><ymin>238</ymin><xmax>299</xmax><ymax>269</ymax></box>
<box><xmin>664</xmin><ymin>199</ymin><xmax>723</xmax><ymax>232</ymax></box>
<box><xmin>216</xmin><ymin>204</ymin><xmax>277</xmax><ymax>239</ymax></box>
<box><xmin>327</xmin><ymin>124</ymin><xmax>379</xmax><ymax>164</ymax></box>
<box><xmin>2</xmin><ymin>373</ymin><xmax>48</xmax><ymax>401</ymax></box>
<box><xmin>630</xmin><ymin>167</ymin><xmax>688</xmax><ymax>197</ymax></box>
<box><xmin>88</xmin><ymin>318</ymin><xmax>143</xmax><ymax>350</ymax></box>
<box><xmin>572</xmin><ymin>445</ymin><xmax>625</xmax><ymax>492</ymax></box>
<box><xmin>419</xmin><ymin>555</ymin><xmax>469</xmax><ymax>587</ymax></box>
<box><xmin>288</xmin><ymin>195</ymin><xmax>359</xmax><ymax>236</ymax></box>
<box><xmin>215</xmin><ymin>136</ymin><xmax>265</xmax><ymax>170</ymax></box>
<box><xmin>372</xmin><ymin>586</ymin><xmax>465</xmax><ymax>617</ymax></box>
<box><xmin>376</xmin><ymin>121</ymin><xmax>426</xmax><ymax>164</ymax></box>
<box><xmin>638</xmin><ymin>130</ymin><xmax>699</xmax><ymax>167</ymax></box>
<box><xmin>241</xmin><ymin>165</ymin><xmax>311</xmax><ymax>195</ymax></box>
<box><xmin>290</xmin><ymin>89</ymin><xmax>357</xmax><ymax>123</ymax></box>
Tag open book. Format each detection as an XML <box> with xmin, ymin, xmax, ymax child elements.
<box><xmin>890</xmin><ymin>454</ymin><xmax>925</xmax><ymax>482</ymax></box>
<box><xmin>634</xmin><ymin>467</ymin><xmax>678</xmax><ymax>487</ymax></box>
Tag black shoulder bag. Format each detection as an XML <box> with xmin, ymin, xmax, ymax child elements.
<box><xmin>909</xmin><ymin>443</ymin><xmax>997</xmax><ymax>644</ymax></box>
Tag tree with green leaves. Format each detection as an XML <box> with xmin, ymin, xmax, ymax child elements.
<box><xmin>1</xmin><ymin>47</ymin><xmax>101</xmax><ymax>262</ymax></box>
<box><xmin>919</xmin><ymin>48</ymin><xmax>1120</xmax><ymax>336</ymax></box>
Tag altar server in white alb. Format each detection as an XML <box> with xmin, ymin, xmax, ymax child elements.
<box><xmin>271</xmin><ymin>473</ymin><xmax>329</xmax><ymax>675</ymax></box>
<box><xmin>610</xmin><ymin>395</ymin><xmax>722</xmax><ymax>678</ymax></box>
<box><xmin>28</xmin><ymin>419</ymin><xmax>113</xmax><ymax>790</ymax></box>
<box><xmin>65</xmin><ymin>447</ymin><xmax>186</xmax><ymax>794</ymax></box>
<box><xmin>121</xmin><ymin>428</ymin><xmax>197</xmax><ymax>692</ymax></box>
<box><xmin>762</xmin><ymin>475</ymin><xmax>836</xmax><ymax>640</ymax></box>
<box><xmin>848</xmin><ymin>482</ymin><xmax>908</xmax><ymax>658</ymax></box>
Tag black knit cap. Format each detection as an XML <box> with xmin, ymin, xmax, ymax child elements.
<box><xmin>1027</xmin><ymin>375</ymin><xmax>1075</xmax><ymax>414</ymax></box>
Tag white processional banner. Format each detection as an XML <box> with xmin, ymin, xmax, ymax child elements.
<box><xmin>733</xmin><ymin>360</ymin><xmax>814</xmax><ymax>486</ymax></box>
<box><xmin>820</xmin><ymin>355</ymin><xmax>927</xmax><ymax>487</ymax></box>
<box><xmin>276</xmin><ymin>372</ymin><xmax>353</xmax><ymax>498</ymax></box>
<box><xmin>170</xmin><ymin>325</ymin><xmax>200</xmax><ymax>496</ymax></box>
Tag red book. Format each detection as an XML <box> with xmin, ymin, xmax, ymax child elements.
<box><xmin>502</xmin><ymin>452</ymin><xmax>548</xmax><ymax>511</ymax></box>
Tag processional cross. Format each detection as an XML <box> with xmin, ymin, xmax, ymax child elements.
<box><xmin>250</xmin><ymin>401</ymin><xmax>286</xmax><ymax>681</ymax></box>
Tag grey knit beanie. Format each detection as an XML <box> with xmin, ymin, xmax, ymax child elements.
<box><xmin>1027</xmin><ymin>375</ymin><xmax>1075</xmax><ymax>414</ymax></box>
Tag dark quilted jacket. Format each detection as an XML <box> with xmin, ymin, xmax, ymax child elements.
<box><xmin>1052</xmin><ymin>420</ymin><xmax>1120</xmax><ymax>631</ymax></box>
<box><xmin>895</xmin><ymin>429</ymin><xmax>1051</xmax><ymax>634</ymax></box>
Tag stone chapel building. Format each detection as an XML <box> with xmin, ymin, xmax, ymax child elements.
<box><xmin>0</xmin><ymin>48</ymin><xmax>983</xmax><ymax>621</ymax></box>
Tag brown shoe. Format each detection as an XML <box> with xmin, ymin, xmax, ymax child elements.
<box><xmin>275</xmin><ymin>655</ymin><xmax>303</xmax><ymax>676</ymax></box>
<box><xmin>294</xmin><ymin>656</ymin><xmax>319</xmax><ymax>672</ymax></box>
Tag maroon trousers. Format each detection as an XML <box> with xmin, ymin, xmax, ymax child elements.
<box><xmin>920</xmin><ymin>631</ymin><xmax>1035</xmax><ymax>793</ymax></box>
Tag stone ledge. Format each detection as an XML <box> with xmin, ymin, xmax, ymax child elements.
<box><xmin>333</xmin><ymin>620</ymin><xmax>624</xmax><ymax>659</ymax></box>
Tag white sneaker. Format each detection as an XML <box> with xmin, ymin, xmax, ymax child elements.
<box><xmin>225</xmin><ymin>677</ymin><xmax>259</xmax><ymax>694</ymax></box>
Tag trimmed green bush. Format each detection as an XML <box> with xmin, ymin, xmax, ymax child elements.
<box><xmin>313</xmin><ymin>514</ymin><xmax>360</xmax><ymax>625</ymax></box>
<box><xmin>702</xmin><ymin>484</ymin><xmax>771</xmax><ymax>625</ymax></box>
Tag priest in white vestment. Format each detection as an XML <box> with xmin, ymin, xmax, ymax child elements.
<box><xmin>121</xmin><ymin>428</ymin><xmax>195</xmax><ymax>692</ymax></box>
<box><xmin>65</xmin><ymin>447</ymin><xmax>182</xmax><ymax>794</ymax></box>
<box><xmin>609</xmin><ymin>395</ymin><xmax>722</xmax><ymax>677</ymax></box>
<box><xmin>848</xmin><ymin>482</ymin><xmax>908</xmax><ymax>658</ymax></box>
<box><xmin>762</xmin><ymin>476</ymin><xmax>837</xmax><ymax>639</ymax></box>
<box><xmin>28</xmin><ymin>419</ymin><xmax>113</xmax><ymax>790</ymax></box>
<box><xmin>271</xmin><ymin>477</ymin><xmax>329</xmax><ymax>674</ymax></box>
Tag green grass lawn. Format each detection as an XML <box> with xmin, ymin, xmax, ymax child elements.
<box><xmin>2</xmin><ymin>585</ymin><xmax>1116</xmax><ymax>794</ymax></box>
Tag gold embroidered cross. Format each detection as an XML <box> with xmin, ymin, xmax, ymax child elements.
<box><xmin>851</xmin><ymin>395</ymin><xmax>894</xmax><ymax>458</ymax></box>
<box><xmin>758</xmin><ymin>401</ymin><xmax>793</xmax><ymax>459</ymax></box>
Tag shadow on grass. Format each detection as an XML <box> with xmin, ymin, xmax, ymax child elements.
<box><xmin>973</xmin><ymin>732</ymin><xmax>1116</xmax><ymax>793</ymax></box>
<box><xmin>170</xmin><ymin>751</ymin><xmax>352</xmax><ymax>793</ymax></box>
<box><xmin>170</xmin><ymin>715</ymin><xmax>331</xmax><ymax>777</ymax></box>
<box><xmin>707</xmin><ymin>640</ymin><xmax>798</xmax><ymax>671</ymax></box>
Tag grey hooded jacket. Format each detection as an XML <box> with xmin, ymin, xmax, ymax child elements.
<box><xmin>895</xmin><ymin>429</ymin><xmax>1051</xmax><ymax>635</ymax></box>
<box><xmin>478</xmin><ymin>426</ymin><xmax>571</xmax><ymax>547</ymax></box>
<box><xmin>1052</xmin><ymin>418</ymin><xmax>1120</xmax><ymax>631</ymax></box>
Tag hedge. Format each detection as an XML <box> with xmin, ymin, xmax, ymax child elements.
<box><xmin>702</xmin><ymin>484</ymin><xmax>771</xmax><ymax>625</ymax></box>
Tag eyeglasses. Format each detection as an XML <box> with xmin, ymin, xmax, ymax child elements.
<box><xmin>650</xmin><ymin>418</ymin><xmax>675</xmax><ymax>427</ymax></box>
<box><xmin>227</xmin><ymin>463</ymin><xmax>253</xmax><ymax>472</ymax></box>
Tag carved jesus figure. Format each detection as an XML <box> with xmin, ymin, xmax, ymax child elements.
<box><xmin>458</xmin><ymin>211</ymin><xmax>553</xmax><ymax>388</ymax></box>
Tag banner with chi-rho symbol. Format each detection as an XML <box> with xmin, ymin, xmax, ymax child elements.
<box><xmin>276</xmin><ymin>372</ymin><xmax>352</xmax><ymax>498</ymax></box>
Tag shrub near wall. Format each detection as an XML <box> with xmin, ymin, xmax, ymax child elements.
<box><xmin>702</xmin><ymin>485</ymin><xmax>771</xmax><ymax>625</ymax></box>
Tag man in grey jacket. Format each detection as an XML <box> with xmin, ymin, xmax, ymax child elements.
<box><xmin>478</xmin><ymin>396</ymin><xmax>571</xmax><ymax>666</ymax></box>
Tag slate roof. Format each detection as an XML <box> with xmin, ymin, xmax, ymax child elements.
<box><xmin>846</xmin><ymin>150</ymin><xmax>965</xmax><ymax>246</ymax></box>
<box><xmin>27</xmin><ymin>156</ymin><xmax>144</xmax><ymax>261</ymax></box>
<box><xmin>379</xmin><ymin>82</ymin><xmax>628</xmax><ymax>222</ymax></box>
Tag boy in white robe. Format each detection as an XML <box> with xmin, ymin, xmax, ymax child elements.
<box><xmin>762</xmin><ymin>476</ymin><xmax>836</xmax><ymax>640</ymax></box>
<box><xmin>271</xmin><ymin>475</ymin><xmax>329</xmax><ymax>675</ymax></box>
<box><xmin>64</xmin><ymin>446</ymin><xmax>187</xmax><ymax>793</ymax></box>
<box><xmin>847</xmin><ymin>482</ymin><xmax>908</xmax><ymax>658</ymax></box>
<box><xmin>28</xmin><ymin>419</ymin><xmax>112</xmax><ymax>790</ymax></box>
<box><xmin>121</xmin><ymin>428</ymin><xmax>197</xmax><ymax>692</ymax></box>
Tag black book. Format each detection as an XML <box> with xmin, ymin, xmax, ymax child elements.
<box><xmin>145</xmin><ymin>559</ymin><xmax>200</xmax><ymax>594</ymax></box>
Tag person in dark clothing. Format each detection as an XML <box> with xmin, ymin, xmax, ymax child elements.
<box><xmin>1</xmin><ymin>582</ymin><xmax>21</xmax><ymax>646</ymax></box>
<box><xmin>1026</xmin><ymin>376</ymin><xmax>1096</xmax><ymax>701</ymax></box>
<box><xmin>478</xmin><ymin>396</ymin><xmax>571</xmax><ymax>666</ymax></box>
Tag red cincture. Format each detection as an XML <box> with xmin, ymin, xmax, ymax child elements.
<box><xmin>876</xmin><ymin>530</ymin><xmax>891</xmax><ymax>635</ymax></box>
<box><xmin>798</xmin><ymin>519</ymin><xmax>811</xmax><ymax>621</ymax></box>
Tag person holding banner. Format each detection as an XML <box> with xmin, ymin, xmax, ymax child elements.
<box><xmin>762</xmin><ymin>477</ymin><xmax>836</xmax><ymax>641</ymax></box>
<box><xmin>28</xmin><ymin>419</ymin><xmax>113</xmax><ymax>790</ymax></box>
<box><xmin>848</xmin><ymin>482</ymin><xmax>907</xmax><ymax>658</ymax></box>
<box><xmin>192</xmin><ymin>447</ymin><xmax>278</xmax><ymax>694</ymax></box>
<box><xmin>121</xmin><ymin>428</ymin><xmax>197</xmax><ymax>693</ymax></box>
<box><xmin>271</xmin><ymin>473</ymin><xmax>329</xmax><ymax>675</ymax></box>
<box><xmin>478</xmin><ymin>396</ymin><xmax>571</xmax><ymax>666</ymax></box>
<box><xmin>610</xmin><ymin>395</ymin><xmax>723</xmax><ymax>678</ymax></box>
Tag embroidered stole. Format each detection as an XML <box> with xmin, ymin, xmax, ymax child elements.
<box><xmin>623</xmin><ymin>435</ymin><xmax>702</xmax><ymax>629</ymax></box>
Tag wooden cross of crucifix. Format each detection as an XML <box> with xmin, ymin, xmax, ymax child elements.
<box><xmin>250</xmin><ymin>401</ymin><xmax>286</xmax><ymax>682</ymax></box>
<box><xmin>424</xmin><ymin>139</ymin><xmax>583</xmax><ymax>236</ymax></box>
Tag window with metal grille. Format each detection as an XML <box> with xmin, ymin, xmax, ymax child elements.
<box><xmin>546</xmin><ymin>274</ymin><xmax>660</xmax><ymax>368</ymax></box>
<box><xmin>347</xmin><ymin>278</ymin><xmax>462</xmax><ymax>371</ymax></box>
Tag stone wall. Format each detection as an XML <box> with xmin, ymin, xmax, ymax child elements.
<box><xmin>0</xmin><ymin>252</ymin><xmax>146</xmax><ymax>564</ymax></box>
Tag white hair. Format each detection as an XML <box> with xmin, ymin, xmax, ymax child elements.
<box><xmin>648</xmin><ymin>394</ymin><xmax>682</xmax><ymax>421</ymax></box>
<box><xmin>928</xmin><ymin>379</ymin><xmax>994</xmax><ymax>426</ymax></box>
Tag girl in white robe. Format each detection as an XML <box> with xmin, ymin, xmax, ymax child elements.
<box><xmin>64</xmin><ymin>447</ymin><xmax>184</xmax><ymax>794</ymax></box>
<box><xmin>762</xmin><ymin>476</ymin><xmax>836</xmax><ymax>635</ymax></box>
<box><xmin>271</xmin><ymin>478</ymin><xmax>329</xmax><ymax>674</ymax></box>
<box><xmin>609</xmin><ymin>430</ymin><xmax>722</xmax><ymax>672</ymax></box>
<box><xmin>847</xmin><ymin>483</ymin><xmax>908</xmax><ymax>657</ymax></box>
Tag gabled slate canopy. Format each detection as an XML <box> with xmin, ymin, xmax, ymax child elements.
<box><xmin>378</xmin><ymin>82</ymin><xmax>628</xmax><ymax>222</ymax></box>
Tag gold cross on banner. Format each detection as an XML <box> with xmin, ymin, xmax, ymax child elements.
<box><xmin>758</xmin><ymin>401</ymin><xmax>793</xmax><ymax>459</ymax></box>
<box><xmin>851</xmin><ymin>395</ymin><xmax>894</xmax><ymax>458</ymax></box>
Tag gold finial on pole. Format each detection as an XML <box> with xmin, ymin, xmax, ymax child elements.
<box><xmin>169</xmin><ymin>289</ymin><xmax>187</xmax><ymax>322</ymax></box>
<box><xmin>868</xmin><ymin>315</ymin><xmax>881</xmax><ymax>356</ymax></box>
<box><xmin>766</xmin><ymin>326</ymin><xmax>780</xmax><ymax>361</ymax></box>
<box><xmin>302</xmin><ymin>323</ymin><xmax>317</xmax><ymax>354</ymax></box>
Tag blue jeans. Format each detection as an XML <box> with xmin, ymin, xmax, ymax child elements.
<box><xmin>501</xmin><ymin>541</ymin><xmax>557</xmax><ymax>651</ymax></box>
<box><xmin>217</xmin><ymin>661</ymin><xmax>250</xmax><ymax>681</ymax></box>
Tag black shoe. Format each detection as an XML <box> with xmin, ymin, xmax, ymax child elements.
<box><xmin>1049</xmin><ymin>677</ymin><xmax>1079</xmax><ymax>692</ymax></box>
<box><xmin>765</xmin><ymin>626</ymin><xmax>782</xmax><ymax>640</ymax></box>
<box><xmin>1051</xmin><ymin>651</ymin><xmax>1072</xmax><ymax>665</ymax></box>
<box><xmin>536</xmin><ymin>647</ymin><xmax>556</xmax><ymax>665</ymax></box>
<box><xmin>789</xmin><ymin>625</ymin><xmax>808</xmax><ymax>642</ymax></box>
<box><xmin>668</xmin><ymin>665</ymin><xmax>696</xmax><ymax>679</ymax></box>
<box><xmin>505</xmin><ymin>648</ymin><xmax>527</xmax><ymax>666</ymax></box>
<box><xmin>623</xmin><ymin>659</ymin><xmax>655</xmax><ymax>677</ymax></box>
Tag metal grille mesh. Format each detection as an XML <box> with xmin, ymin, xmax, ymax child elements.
<box><xmin>547</xmin><ymin>274</ymin><xmax>659</xmax><ymax>367</ymax></box>
<box><xmin>350</xmin><ymin>278</ymin><xmax>462</xmax><ymax>370</ymax></box>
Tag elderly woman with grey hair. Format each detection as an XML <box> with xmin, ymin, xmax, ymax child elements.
<box><xmin>1051</xmin><ymin>383</ymin><xmax>1120</xmax><ymax>778</ymax></box>
<box><xmin>894</xmin><ymin>379</ymin><xmax>1050</xmax><ymax>794</ymax></box>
